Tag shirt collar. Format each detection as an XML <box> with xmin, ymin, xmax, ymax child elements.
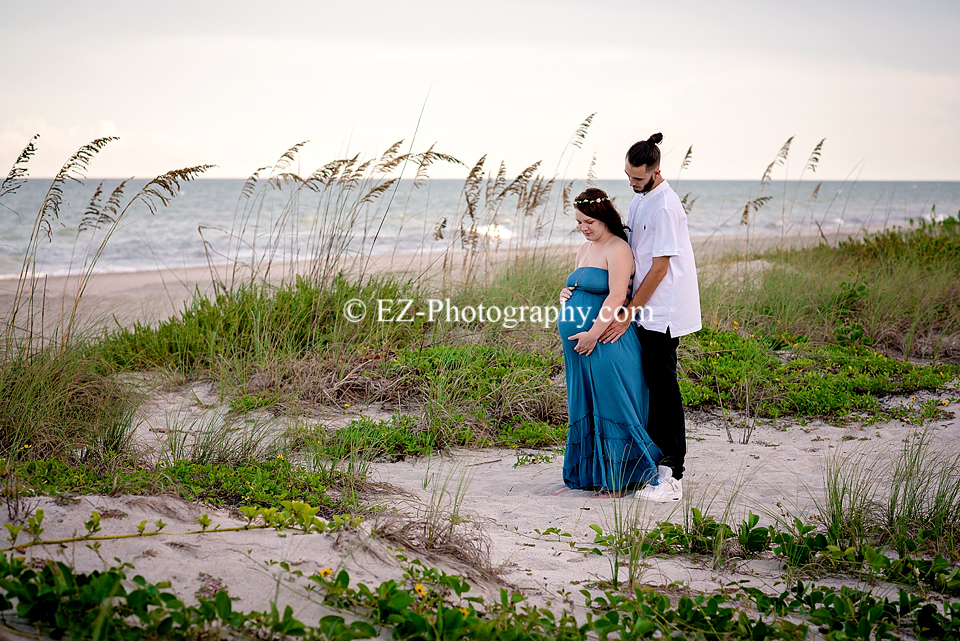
<box><xmin>636</xmin><ymin>179</ymin><xmax>669</xmax><ymax>200</ymax></box>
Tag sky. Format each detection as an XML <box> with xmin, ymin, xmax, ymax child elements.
<box><xmin>1</xmin><ymin>0</ymin><xmax>958</xmax><ymax>181</ymax></box>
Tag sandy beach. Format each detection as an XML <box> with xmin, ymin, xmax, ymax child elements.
<box><xmin>10</xmin><ymin>393</ymin><xmax>960</xmax><ymax>626</ymax></box>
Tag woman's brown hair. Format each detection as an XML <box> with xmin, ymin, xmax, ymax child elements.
<box><xmin>573</xmin><ymin>187</ymin><xmax>630</xmax><ymax>243</ymax></box>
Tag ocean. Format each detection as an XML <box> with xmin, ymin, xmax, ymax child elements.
<box><xmin>1</xmin><ymin>177</ymin><xmax>958</xmax><ymax>278</ymax></box>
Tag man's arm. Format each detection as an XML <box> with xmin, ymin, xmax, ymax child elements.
<box><xmin>597</xmin><ymin>255</ymin><xmax>669</xmax><ymax>343</ymax></box>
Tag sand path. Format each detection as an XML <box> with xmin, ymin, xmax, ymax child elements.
<box><xmin>8</xmin><ymin>394</ymin><xmax>957</xmax><ymax>630</ymax></box>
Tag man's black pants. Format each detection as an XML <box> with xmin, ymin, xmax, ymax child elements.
<box><xmin>635</xmin><ymin>325</ymin><xmax>686</xmax><ymax>480</ymax></box>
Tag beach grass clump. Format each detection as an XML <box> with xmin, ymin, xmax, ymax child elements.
<box><xmin>388</xmin><ymin>344</ymin><xmax>565</xmax><ymax>447</ymax></box>
<box><xmin>814</xmin><ymin>432</ymin><xmax>960</xmax><ymax>558</ymax></box>
<box><xmin>837</xmin><ymin>212</ymin><xmax>960</xmax><ymax>266</ymax></box>
<box><xmin>702</xmin><ymin>212</ymin><xmax>960</xmax><ymax>360</ymax></box>
<box><xmin>371</xmin><ymin>464</ymin><xmax>491</xmax><ymax>574</ymax></box>
<box><xmin>816</xmin><ymin>444</ymin><xmax>884</xmax><ymax>550</ymax></box>
<box><xmin>97</xmin><ymin>273</ymin><xmax>430</xmax><ymax>373</ymax></box>
<box><xmin>312</xmin><ymin>414</ymin><xmax>434</xmax><ymax>462</ymax></box>
<box><xmin>159</xmin><ymin>409</ymin><xmax>280</xmax><ymax>466</ymax></box>
<box><xmin>884</xmin><ymin>431</ymin><xmax>960</xmax><ymax>556</ymax></box>
<box><xmin>0</xmin><ymin>345</ymin><xmax>138</xmax><ymax>464</ymax></box>
<box><xmin>0</xmin><ymin>137</ymin><xmax>212</xmax><ymax>467</ymax></box>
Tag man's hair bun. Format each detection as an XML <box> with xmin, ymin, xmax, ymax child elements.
<box><xmin>627</xmin><ymin>132</ymin><xmax>664</xmax><ymax>168</ymax></box>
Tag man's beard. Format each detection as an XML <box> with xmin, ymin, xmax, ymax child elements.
<box><xmin>632</xmin><ymin>175</ymin><xmax>655</xmax><ymax>194</ymax></box>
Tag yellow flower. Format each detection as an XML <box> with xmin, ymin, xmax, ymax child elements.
<box><xmin>319</xmin><ymin>567</ymin><xmax>333</xmax><ymax>578</ymax></box>
<box><xmin>911</xmin><ymin>396</ymin><xmax>916</xmax><ymax>402</ymax></box>
<box><xmin>344</xmin><ymin>403</ymin><xmax>351</xmax><ymax>408</ymax></box>
<box><xmin>277</xmin><ymin>454</ymin><xmax>285</xmax><ymax>460</ymax></box>
<box><xmin>943</xmin><ymin>400</ymin><xmax>950</xmax><ymax>406</ymax></box>
<box><xmin>415</xmin><ymin>583</ymin><xmax>427</xmax><ymax>596</ymax></box>
<box><xmin>458</xmin><ymin>607</ymin><xmax>469</xmax><ymax>616</ymax></box>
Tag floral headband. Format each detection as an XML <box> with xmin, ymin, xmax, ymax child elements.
<box><xmin>574</xmin><ymin>196</ymin><xmax>609</xmax><ymax>205</ymax></box>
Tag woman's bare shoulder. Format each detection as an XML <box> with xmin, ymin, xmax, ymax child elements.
<box><xmin>604</xmin><ymin>237</ymin><xmax>635</xmax><ymax>273</ymax></box>
<box><xmin>605</xmin><ymin>237</ymin><xmax>634</xmax><ymax>259</ymax></box>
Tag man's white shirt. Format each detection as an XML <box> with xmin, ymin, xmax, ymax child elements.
<box><xmin>626</xmin><ymin>180</ymin><xmax>702</xmax><ymax>337</ymax></box>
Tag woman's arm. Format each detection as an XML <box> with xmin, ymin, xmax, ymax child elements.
<box><xmin>559</xmin><ymin>242</ymin><xmax>590</xmax><ymax>303</ymax></box>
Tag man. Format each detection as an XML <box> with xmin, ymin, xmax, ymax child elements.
<box><xmin>604</xmin><ymin>132</ymin><xmax>701</xmax><ymax>502</ymax></box>
<box><xmin>563</xmin><ymin>132</ymin><xmax>701</xmax><ymax>502</ymax></box>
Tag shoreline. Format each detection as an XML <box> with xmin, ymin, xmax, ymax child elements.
<box><xmin>0</xmin><ymin>245</ymin><xmax>573</xmax><ymax>333</ymax></box>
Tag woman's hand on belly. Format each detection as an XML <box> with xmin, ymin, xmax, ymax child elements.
<box><xmin>567</xmin><ymin>331</ymin><xmax>598</xmax><ymax>356</ymax></box>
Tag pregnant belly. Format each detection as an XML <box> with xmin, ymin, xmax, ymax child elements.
<box><xmin>557</xmin><ymin>293</ymin><xmax>600</xmax><ymax>340</ymax></box>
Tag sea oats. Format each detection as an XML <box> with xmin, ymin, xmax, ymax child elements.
<box><xmin>805</xmin><ymin>138</ymin><xmax>826</xmax><ymax>175</ymax></box>
<box><xmin>239</xmin><ymin>166</ymin><xmax>269</xmax><ymax>203</ymax></box>
<box><xmin>78</xmin><ymin>182</ymin><xmax>106</xmax><ymax>232</ymax></box>
<box><xmin>373</xmin><ymin>139</ymin><xmax>405</xmax><ymax>173</ymax></box>
<box><xmin>740</xmin><ymin>196</ymin><xmax>772</xmax><ymax>226</ymax></box>
<box><xmin>760</xmin><ymin>136</ymin><xmax>794</xmax><ymax>190</ymax></box>
<box><xmin>0</xmin><ymin>132</ymin><xmax>39</xmax><ymax>199</ymax></box>
<box><xmin>273</xmin><ymin>141</ymin><xmax>308</xmax><ymax>172</ymax></box>
<box><xmin>37</xmin><ymin>137</ymin><xmax>117</xmax><ymax>239</ymax></box>
<box><xmin>568</xmin><ymin>112</ymin><xmax>595</xmax><ymax>150</ymax></box>
<box><xmin>586</xmin><ymin>152</ymin><xmax>598</xmax><ymax>187</ymax></box>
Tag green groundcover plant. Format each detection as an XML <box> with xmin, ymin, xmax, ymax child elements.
<box><xmin>2</xmin><ymin>550</ymin><xmax>960</xmax><ymax>640</ymax></box>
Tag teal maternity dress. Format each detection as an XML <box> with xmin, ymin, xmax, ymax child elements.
<box><xmin>558</xmin><ymin>267</ymin><xmax>662</xmax><ymax>491</ymax></box>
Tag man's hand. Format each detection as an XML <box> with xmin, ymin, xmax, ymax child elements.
<box><xmin>598</xmin><ymin>317</ymin><xmax>632</xmax><ymax>344</ymax></box>
<box><xmin>559</xmin><ymin>286</ymin><xmax>574</xmax><ymax>304</ymax></box>
<box><xmin>567</xmin><ymin>332</ymin><xmax>597</xmax><ymax>356</ymax></box>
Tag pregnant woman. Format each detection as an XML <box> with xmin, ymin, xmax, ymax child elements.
<box><xmin>558</xmin><ymin>188</ymin><xmax>662</xmax><ymax>497</ymax></box>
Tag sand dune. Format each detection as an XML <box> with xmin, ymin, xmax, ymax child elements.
<box><xmin>9</xmin><ymin>391</ymin><xmax>958</xmax><ymax>626</ymax></box>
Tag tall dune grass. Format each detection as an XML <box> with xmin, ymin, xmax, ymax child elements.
<box><xmin>1</xmin><ymin>135</ymin><xmax>212</xmax><ymax>464</ymax></box>
<box><xmin>2</xmin><ymin>124</ymin><xmax>959</xmax><ymax>471</ymax></box>
<box><xmin>700</xmin><ymin>213</ymin><xmax>960</xmax><ymax>359</ymax></box>
<box><xmin>816</xmin><ymin>431</ymin><xmax>960</xmax><ymax>555</ymax></box>
<box><xmin>204</xmin><ymin>139</ymin><xmax>463</xmax><ymax>292</ymax></box>
<box><xmin>0</xmin><ymin>118</ymin><xmax>596</xmax><ymax>462</ymax></box>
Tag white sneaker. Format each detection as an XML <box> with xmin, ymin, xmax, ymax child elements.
<box><xmin>637</xmin><ymin>467</ymin><xmax>682</xmax><ymax>503</ymax></box>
